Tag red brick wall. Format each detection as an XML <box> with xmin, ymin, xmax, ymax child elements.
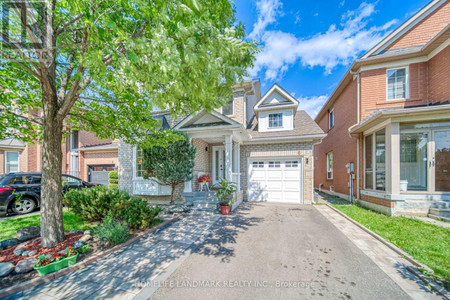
<box><xmin>78</xmin><ymin>131</ymin><xmax>112</xmax><ymax>148</ymax></box>
<box><xmin>428</xmin><ymin>45</ymin><xmax>450</xmax><ymax>101</ymax></box>
<box><xmin>360</xmin><ymin>62</ymin><xmax>430</xmax><ymax>120</ymax></box>
<box><xmin>386</xmin><ymin>0</ymin><xmax>450</xmax><ymax>51</ymax></box>
<box><xmin>314</xmin><ymin>79</ymin><xmax>358</xmax><ymax>197</ymax></box>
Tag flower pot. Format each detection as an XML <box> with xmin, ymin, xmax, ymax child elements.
<box><xmin>220</xmin><ymin>205</ymin><xmax>230</xmax><ymax>215</ymax></box>
<box><xmin>34</xmin><ymin>253</ymin><xmax>79</xmax><ymax>276</ymax></box>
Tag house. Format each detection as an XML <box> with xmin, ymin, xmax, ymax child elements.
<box><xmin>0</xmin><ymin>130</ymin><xmax>118</xmax><ymax>186</ymax></box>
<box><xmin>314</xmin><ymin>0</ymin><xmax>450</xmax><ymax>217</ymax></box>
<box><xmin>118</xmin><ymin>80</ymin><xmax>326</xmax><ymax>205</ymax></box>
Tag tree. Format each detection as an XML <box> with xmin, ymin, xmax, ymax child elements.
<box><xmin>0</xmin><ymin>0</ymin><xmax>257</xmax><ymax>247</ymax></box>
<box><xmin>141</xmin><ymin>130</ymin><xmax>196</xmax><ymax>205</ymax></box>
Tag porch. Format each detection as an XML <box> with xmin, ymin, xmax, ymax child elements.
<box><xmin>350</xmin><ymin>105</ymin><xmax>450</xmax><ymax>217</ymax></box>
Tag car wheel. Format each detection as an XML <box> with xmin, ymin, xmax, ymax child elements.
<box><xmin>12</xmin><ymin>197</ymin><xmax>36</xmax><ymax>214</ymax></box>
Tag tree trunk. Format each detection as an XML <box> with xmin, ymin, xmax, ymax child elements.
<box><xmin>170</xmin><ymin>184</ymin><xmax>176</xmax><ymax>205</ymax></box>
<box><xmin>40</xmin><ymin>93</ymin><xmax>65</xmax><ymax>248</ymax></box>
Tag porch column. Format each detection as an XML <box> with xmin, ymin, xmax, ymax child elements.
<box><xmin>225</xmin><ymin>135</ymin><xmax>233</xmax><ymax>182</ymax></box>
<box><xmin>233</xmin><ymin>142</ymin><xmax>241</xmax><ymax>190</ymax></box>
<box><xmin>386</xmin><ymin>122</ymin><xmax>400</xmax><ymax>194</ymax></box>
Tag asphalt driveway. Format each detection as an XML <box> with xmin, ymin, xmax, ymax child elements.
<box><xmin>151</xmin><ymin>203</ymin><xmax>411</xmax><ymax>300</ymax></box>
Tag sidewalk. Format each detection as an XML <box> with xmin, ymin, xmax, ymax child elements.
<box><xmin>5</xmin><ymin>210</ymin><xmax>221</xmax><ymax>300</ymax></box>
<box><xmin>315</xmin><ymin>205</ymin><xmax>443</xmax><ymax>300</ymax></box>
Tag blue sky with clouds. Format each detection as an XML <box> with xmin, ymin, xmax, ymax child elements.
<box><xmin>233</xmin><ymin>0</ymin><xmax>430</xmax><ymax>118</ymax></box>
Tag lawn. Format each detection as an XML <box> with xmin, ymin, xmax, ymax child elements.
<box><xmin>0</xmin><ymin>210</ymin><xmax>93</xmax><ymax>241</ymax></box>
<box><xmin>332</xmin><ymin>204</ymin><xmax>450</xmax><ymax>285</ymax></box>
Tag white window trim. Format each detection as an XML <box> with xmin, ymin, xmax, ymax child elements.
<box><xmin>5</xmin><ymin>151</ymin><xmax>20</xmax><ymax>174</ymax></box>
<box><xmin>326</xmin><ymin>152</ymin><xmax>333</xmax><ymax>180</ymax></box>
<box><xmin>132</xmin><ymin>146</ymin><xmax>143</xmax><ymax>180</ymax></box>
<box><xmin>386</xmin><ymin>66</ymin><xmax>409</xmax><ymax>101</ymax></box>
<box><xmin>268</xmin><ymin>113</ymin><xmax>283</xmax><ymax>129</ymax></box>
<box><xmin>328</xmin><ymin>109</ymin><xmax>334</xmax><ymax>129</ymax></box>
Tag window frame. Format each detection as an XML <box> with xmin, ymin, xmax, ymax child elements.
<box><xmin>386</xmin><ymin>67</ymin><xmax>409</xmax><ymax>101</ymax></box>
<box><xmin>133</xmin><ymin>146</ymin><xmax>144</xmax><ymax>179</ymax></box>
<box><xmin>328</xmin><ymin>109</ymin><xmax>334</xmax><ymax>129</ymax></box>
<box><xmin>364</xmin><ymin>129</ymin><xmax>386</xmax><ymax>191</ymax></box>
<box><xmin>268</xmin><ymin>113</ymin><xmax>283</xmax><ymax>129</ymax></box>
<box><xmin>326</xmin><ymin>152</ymin><xmax>333</xmax><ymax>180</ymax></box>
<box><xmin>5</xmin><ymin>151</ymin><xmax>20</xmax><ymax>174</ymax></box>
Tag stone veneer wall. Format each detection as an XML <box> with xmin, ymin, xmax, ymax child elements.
<box><xmin>192</xmin><ymin>138</ymin><xmax>211</xmax><ymax>191</ymax></box>
<box><xmin>240</xmin><ymin>142</ymin><xmax>314</xmax><ymax>204</ymax></box>
<box><xmin>118</xmin><ymin>141</ymin><xmax>184</xmax><ymax>204</ymax></box>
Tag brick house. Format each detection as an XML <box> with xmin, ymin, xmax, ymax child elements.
<box><xmin>119</xmin><ymin>80</ymin><xmax>326</xmax><ymax>205</ymax></box>
<box><xmin>314</xmin><ymin>0</ymin><xmax>450</xmax><ymax>217</ymax></box>
<box><xmin>0</xmin><ymin>130</ymin><xmax>118</xmax><ymax>186</ymax></box>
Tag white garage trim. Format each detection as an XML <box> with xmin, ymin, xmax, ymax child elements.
<box><xmin>247</xmin><ymin>157</ymin><xmax>304</xmax><ymax>204</ymax></box>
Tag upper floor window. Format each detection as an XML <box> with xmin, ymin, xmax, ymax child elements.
<box><xmin>387</xmin><ymin>67</ymin><xmax>408</xmax><ymax>100</ymax></box>
<box><xmin>222</xmin><ymin>98</ymin><xmax>234</xmax><ymax>116</ymax></box>
<box><xmin>70</xmin><ymin>130</ymin><xmax>79</xmax><ymax>151</ymax></box>
<box><xmin>328</xmin><ymin>109</ymin><xmax>334</xmax><ymax>129</ymax></box>
<box><xmin>326</xmin><ymin>152</ymin><xmax>333</xmax><ymax>180</ymax></box>
<box><xmin>268</xmin><ymin>113</ymin><xmax>283</xmax><ymax>128</ymax></box>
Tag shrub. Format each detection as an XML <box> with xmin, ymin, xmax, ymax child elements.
<box><xmin>78</xmin><ymin>244</ymin><xmax>92</xmax><ymax>254</ymax></box>
<box><xmin>108</xmin><ymin>171</ymin><xmax>118</xmax><ymax>189</ymax></box>
<box><xmin>64</xmin><ymin>186</ymin><xmax>162</xmax><ymax>229</ymax></box>
<box><xmin>94</xmin><ymin>216</ymin><xmax>129</xmax><ymax>245</ymax></box>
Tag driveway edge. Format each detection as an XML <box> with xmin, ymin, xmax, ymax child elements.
<box><xmin>0</xmin><ymin>213</ymin><xmax>185</xmax><ymax>299</ymax></box>
<box><xmin>324</xmin><ymin>204</ymin><xmax>449</xmax><ymax>299</ymax></box>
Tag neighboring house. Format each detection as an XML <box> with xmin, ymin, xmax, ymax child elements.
<box><xmin>118</xmin><ymin>80</ymin><xmax>326</xmax><ymax>204</ymax></box>
<box><xmin>0</xmin><ymin>130</ymin><xmax>118</xmax><ymax>186</ymax></box>
<box><xmin>314</xmin><ymin>0</ymin><xmax>450</xmax><ymax>217</ymax></box>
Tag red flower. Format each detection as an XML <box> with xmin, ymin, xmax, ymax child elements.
<box><xmin>52</xmin><ymin>254</ymin><xmax>59</xmax><ymax>258</ymax></box>
<box><xmin>44</xmin><ymin>262</ymin><xmax>48</xmax><ymax>265</ymax></box>
<box><xmin>60</xmin><ymin>253</ymin><xmax>64</xmax><ymax>256</ymax></box>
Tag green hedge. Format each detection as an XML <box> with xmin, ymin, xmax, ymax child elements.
<box><xmin>64</xmin><ymin>186</ymin><xmax>162</xmax><ymax>229</ymax></box>
<box><xmin>108</xmin><ymin>171</ymin><xmax>119</xmax><ymax>189</ymax></box>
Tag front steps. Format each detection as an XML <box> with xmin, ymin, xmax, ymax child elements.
<box><xmin>183</xmin><ymin>191</ymin><xmax>218</xmax><ymax>211</ymax></box>
<box><xmin>428</xmin><ymin>201</ymin><xmax>450</xmax><ymax>222</ymax></box>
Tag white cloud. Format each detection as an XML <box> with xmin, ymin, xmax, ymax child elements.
<box><xmin>297</xmin><ymin>95</ymin><xmax>328</xmax><ymax>119</ymax></box>
<box><xmin>248</xmin><ymin>0</ymin><xmax>283</xmax><ymax>39</ymax></box>
<box><xmin>249</xmin><ymin>2</ymin><xmax>398</xmax><ymax>80</ymax></box>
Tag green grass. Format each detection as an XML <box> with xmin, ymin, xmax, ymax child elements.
<box><xmin>332</xmin><ymin>204</ymin><xmax>450</xmax><ymax>285</ymax></box>
<box><xmin>0</xmin><ymin>210</ymin><xmax>93</xmax><ymax>241</ymax></box>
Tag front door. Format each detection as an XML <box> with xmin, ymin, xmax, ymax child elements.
<box><xmin>433</xmin><ymin>130</ymin><xmax>450</xmax><ymax>192</ymax></box>
<box><xmin>212</xmin><ymin>146</ymin><xmax>225</xmax><ymax>184</ymax></box>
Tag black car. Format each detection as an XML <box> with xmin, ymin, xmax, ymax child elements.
<box><xmin>0</xmin><ymin>172</ymin><xmax>96</xmax><ymax>216</ymax></box>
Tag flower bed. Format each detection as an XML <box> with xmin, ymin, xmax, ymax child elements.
<box><xmin>34</xmin><ymin>247</ymin><xmax>78</xmax><ymax>276</ymax></box>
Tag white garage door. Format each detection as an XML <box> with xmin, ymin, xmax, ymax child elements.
<box><xmin>248</xmin><ymin>158</ymin><xmax>303</xmax><ymax>203</ymax></box>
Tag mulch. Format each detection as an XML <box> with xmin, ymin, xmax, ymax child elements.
<box><xmin>0</xmin><ymin>233</ymin><xmax>82</xmax><ymax>265</ymax></box>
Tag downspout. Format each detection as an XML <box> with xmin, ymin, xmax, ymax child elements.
<box><xmin>349</xmin><ymin>70</ymin><xmax>361</xmax><ymax>201</ymax></box>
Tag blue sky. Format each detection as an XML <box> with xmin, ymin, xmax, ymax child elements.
<box><xmin>233</xmin><ymin>0</ymin><xmax>430</xmax><ymax>118</ymax></box>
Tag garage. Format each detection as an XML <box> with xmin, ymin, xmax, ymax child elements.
<box><xmin>248</xmin><ymin>158</ymin><xmax>303</xmax><ymax>203</ymax></box>
<box><xmin>88</xmin><ymin>165</ymin><xmax>115</xmax><ymax>186</ymax></box>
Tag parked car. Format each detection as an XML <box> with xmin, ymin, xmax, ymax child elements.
<box><xmin>0</xmin><ymin>172</ymin><xmax>97</xmax><ymax>216</ymax></box>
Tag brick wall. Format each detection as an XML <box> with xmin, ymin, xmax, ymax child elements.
<box><xmin>240</xmin><ymin>142</ymin><xmax>314</xmax><ymax>204</ymax></box>
<box><xmin>428</xmin><ymin>45</ymin><xmax>450</xmax><ymax>101</ymax></box>
<box><xmin>385</xmin><ymin>1</ymin><xmax>450</xmax><ymax>51</ymax></box>
<box><xmin>360</xmin><ymin>194</ymin><xmax>394</xmax><ymax>208</ymax></box>
<box><xmin>314</xmin><ymin>79</ymin><xmax>358</xmax><ymax>197</ymax></box>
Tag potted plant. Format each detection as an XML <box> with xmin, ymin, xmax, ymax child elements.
<box><xmin>217</xmin><ymin>177</ymin><xmax>237</xmax><ymax>215</ymax></box>
<box><xmin>197</xmin><ymin>174</ymin><xmax>212</xmax><ymax>191</ymax></box>
<box><xmin>34</xmin><ymin>247</ymin><xmax>79</xmax><ymax>276</ymax></box>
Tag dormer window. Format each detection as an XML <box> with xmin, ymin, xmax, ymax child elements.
<box><xmin>222</xmin><ymin>98</ymin><xmax>234</xmax><ymax>116</ymax></box>
<box><xmin>268</xmin><ymin>113</ymin><xmax>283</xmax><ymax>128</ymax></box>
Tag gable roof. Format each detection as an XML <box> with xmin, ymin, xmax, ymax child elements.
<box><xmin>174</xmin><ymin>110</ymin><xmax>240</xmax><ymax>130</ymax></box>
<box><xmin>362</xmin><ymin>0</ymin><xmax>447</xmax><ymax>58</ymax></box>
<box><xmin>254</xmin><ymin>84</ymin><xmax>299</xmax><ymax>111</ymax></box>
<box><xmin>0</xmin><ymin>138</ymin><xmax>26</xmax><ymax>149</ymax></box>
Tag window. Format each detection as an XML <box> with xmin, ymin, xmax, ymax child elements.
<box><xmin>70</xmin><ymin>130</ymin><xmax>79</xmax><ymax>151</ymax></box>
<box><xmin>268</xmin><ymin>161</ymin><xmax>280</xmax><ymax>168</ymax></box>
<box><xmin>285</xmin><ymin>161</ymin><xmax>299</xmax><ymax>168</ymax></box>
<box><xmin>252</xmin><ymin>161</ymin><xmax>264</xmax><ymax>168</ymax></box>
<box><xmin>387</xmin><ymin>68</ymin><xmax>408</xmax><ymax>100</ymax></box>
<box><xmin>135</xmin><ymin>147</ymin><xmax>144</xmax><ymax>178</ymax></box>
<box><xmin>328</xmin><ymin>109</ymin><xmax>334</xmax><ymax>129</ymax></box>
<box><xmin>365</xmin><ymin>135</ymin><xmax>373</xmax><ymax>189</ymax></box>
<box><xmin>326</xmin><ymin>153</ymin><xmax>333</xmax><ymax>179</ymax></box>
<box><xmin>5</xmin><ymin>151</ymin><xmax>19</xmax><ymax>173</ymax></box>
<box><xmin>364</xmin><ymin>130</ymin><xmax>386</xmax><ymax>191</ymax></box>
<box><xmin>62</xmin><ymin>175</ymin><xmax>82</xmax><ymax>185</ymax></box>
<box><xmin>268</xmin><ymin>113</ymin><xmax>283</xmax><ymax>128</ymax></box>
<box><xmin>222</xmin><ymin>98</ymin><xmax>234</xmax><ymax>115</ymax></box>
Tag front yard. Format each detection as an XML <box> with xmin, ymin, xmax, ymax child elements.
<box><xmin>0</xmin><ymin>211</ymin><xmax>92</xmax><ymax>241</ymax></box>
<box><xmin>331</xmin><ymin>202</ymin><xmax>450</xmax><ymax>287</ymax></box>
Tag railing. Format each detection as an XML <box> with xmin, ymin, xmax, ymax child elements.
<box><xmin>232</xmin><ymin>172</ymin><xmax>242</xmax><ymax>191</ymax></box>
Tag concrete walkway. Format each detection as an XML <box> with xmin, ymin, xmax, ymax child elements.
<box><xmin>5</xmin><ymin>210</ymin><xmax>221</xmax><ymax>300</ymax></box>
<box><xmin>315</xmin><ymin>205</ymin><xmax>442</xmax><ymax>300</ymax></box>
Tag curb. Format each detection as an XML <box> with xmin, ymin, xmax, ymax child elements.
<box><xmin>0</xmin><ymin>213</ymin><xmax>185</xmax><ymax>299</ymax></box>
<box><xmin>325</xmin><ymin>204</ymin><xmax>449</xmax><ymax>299</ymax></box>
